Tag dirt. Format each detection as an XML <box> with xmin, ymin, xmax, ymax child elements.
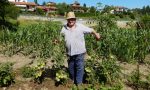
<box><xmin>0</xmin><ymin>54</ymin><xmax>150</xmax><ymax>90</ymax></box>
<box><xmin>0</xmin><ymin>54</ymin><xmax>33</xmax><ymax>70</ymax></box>
<box><xmin>0</xmin><ymin>79</ymin><xmax>71</xmax><ymax>90</ymax></box>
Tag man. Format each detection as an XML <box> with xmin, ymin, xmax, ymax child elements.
<box><xmin>60</xmin><ymin>12</ymin><xmax>100</xmax><ymax>85</ymax></box>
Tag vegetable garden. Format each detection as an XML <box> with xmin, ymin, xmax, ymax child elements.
<box><xmin>0</xmin><ymin>15</ymin><xmax>150</xmax><ymax>90</ymax></box>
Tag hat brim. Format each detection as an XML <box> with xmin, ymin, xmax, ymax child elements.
<box><xmin>66</xmin><ymin>17</ymin><xmax>76</xmax><ymax>20</ymax></box>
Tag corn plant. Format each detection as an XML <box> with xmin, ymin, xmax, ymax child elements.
<box><xmin>94</xmin><ymin>15</ymin><xmax>150</xmax><ymax>62</ymax></box>
<box><xmin>0</xmin><ymin>21</ymin><xmax>63</xmax><ymax>59</ymax></box>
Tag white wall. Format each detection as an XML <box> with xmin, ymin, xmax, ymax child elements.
<box><xmin>8</xmin><ymin>0</ymin><xmax>28</xmax><ymax>2</ymax></box>
<box><xmin>8</xmin><ymin>0</ymin><xmax>15</xmax><ymax>2</ymax></box>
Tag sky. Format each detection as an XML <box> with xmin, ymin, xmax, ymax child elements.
<box><xmin>28</xmin><ymin>0</ymin><xmax>150</xmax><ymax>9</ymax></box>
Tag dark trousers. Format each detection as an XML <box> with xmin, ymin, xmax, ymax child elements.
<box><xmin>68</xmin><ymin>53</ymin><xmax>85</xmax><ymax>84</ymax></box>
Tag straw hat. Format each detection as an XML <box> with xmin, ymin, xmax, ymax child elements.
<box><xmin>66</xmin><ymin>12</ymin><xmax>76</xmax><ymax>19</ymax></box>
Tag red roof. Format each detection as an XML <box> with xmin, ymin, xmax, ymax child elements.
<box><xmin>36</xmin><ymin>6</ymin><xmax>57</xmax><ymax>11</ymax></box>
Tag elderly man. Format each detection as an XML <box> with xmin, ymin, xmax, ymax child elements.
<box><xmin>60</xmin><ymin>12</ymin><xmax>100</xmax><ymax>85</ymax></box>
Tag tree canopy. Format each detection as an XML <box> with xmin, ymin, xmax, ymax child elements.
<box><xmin>0</xmin><ymin>0</ymin><xmax>20</xmax><ymax>30</ymax></box>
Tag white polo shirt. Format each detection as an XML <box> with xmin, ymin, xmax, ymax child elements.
<box><xmin>60</xmin><ymin>23</ymin><xmax>93</xmax><ymax>56</ymax></box>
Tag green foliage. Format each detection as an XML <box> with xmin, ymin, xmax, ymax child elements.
<box><xmin>32</xmin><ymin>59</ymin><xmax>46</xmax><ymax>83</ymax></box>
<box><xmin>75</xmin><ymin>12</ymin><xmax>96</xmax><ymax>17</ymax></box>
<box><xmin>0</xmin><ymin>0</ymin><xmax>20</xmax><ymax>30</ymax></box>
<box><xmin>84</xmin><ymin>85</ymin><xmax>97</xmax><ymax>90</ymax></box>
<box><xmin>55</xmin><ymin>69</ymin><xmax>69</xmax><ymax>84</ymax></box>
<box><xmin>0</xmin><ymin>0</ymin><xmax>19</xmax><ymax>21</ymax></box>
<box><xmin>0</xmin><ymin>63</ymin><xmax>15</xmax><ymax>87</ymax></box>
<box><xmin>115</xmin><ymin>13</ymin><xmax>124</xmax><ymax>18</ymax></box>
<box><xmin>0</xmin><ymin>22</ymin><xmax>63</xmax><ymax>59</ymax></box>
<box><xmin>128</xmin><ymin>70</ymin><xmax>150</xmax><ymax>89</ymax></box>
<box><xmin>100</xmin><ymin>82</ymin><xmax>123</xmax><ymax>90</ymax></box>
<box><xmin>34</xmin><ymin>0</ymin><xmax>38</xmax><ymax>4</ymax></box>
<box><xmin>96</xmin><ymin>15</ymin><xmax>117</xmax><ymax>31</ymax></box>
<box><xmin>129</xmin><ymin>13</ymin><xmax>135</xmax><ymax>19</ymax></box>
<box><xmin>82</xmin><ymin>3</ymin><xmax>88</xmax><ymax>12</ymax></box>
<box><xmin>0</xmin><ymin>15</ymin><xmax>150</xmax><ymax>88</ymax></box>
<box><xmin>141</xmin><ymin>5</ymin><xmax>150</xmax><ymax>15</ymax></box>
<box><xmin>52</xmin><ymin>65</ymin><xmax>69</xmax><ymax>85</ymax></box>
<box><xmin>92</xmin><ymin>15</ymin><xmax>150</xmax><ymax>62</ymax></box>
<box><xmin>140</xmin><ymin>15</ymin><xmax>150</xmax><ymax>29</ymax></box>
<box><xmin>84</xmin><ymin>54</ymin><xmax>121</xmax><ymax>85</ymax></box>
<box><xmin>89</xmin><ymin>6</ymin><xmax>96</xmax><ymax>13</ymax></box>
<box><xmin>56</xmin><ymin>3</ymin><xmax>71</xmax><ymax>15</ymax></box>
<box><xmin>84</xmin><ymin>60</ymin><xmax>96</xmax><ymax>84</ymax></box>
<box><xmin>21</xmin><ymin>66</ymin><xmax>35</xmax><ymax>78</ymax></box>
<box><xmin>96</xmin><ymin>57</ymin><xmax>121</xmax><ymax>84</ymax></box>
<box><xmin>21</xmin><ymin>59</ymin><xmax>46</xmax><ymax>83</ymax></box>
<box><xmin>42</xmin><ymin>1</ymin><xmax>46</xmax><ymax>6</ymax></box>
<box><xmin>36</xmin><ymin>8</ymin><xmax>45</xmax><ymax>15</ymax></box>
<box><xmin>128</xmin><ymin>70</ymin><xmax>140</xmax><ymax>86</ymax></box>
<box><xmin>102</xmin><ymin>5</ymin><xmax>114</xmax><ymax>14</ymax></box>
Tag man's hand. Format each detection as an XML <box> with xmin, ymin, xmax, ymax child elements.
<box><xmin>92</xmin><ymin>30</ymin><xmax>100</xmax><ymax>41</ymax></box>
<box><xmin>95</xmin><ymin>33</ymin><xmax>100</xmax><ymax>41</ymax></box>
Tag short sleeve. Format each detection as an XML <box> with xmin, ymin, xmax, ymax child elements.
<box><xmin>60</xmin><ymin>27</ymin><xmax>65</xmax><ymax>35</ymax></box>
<box><xmin>80</xmin><ymin>24</ymin><xmax>93</xmax><ymax>34</ymax></box>
<box><xmin>59</xmin><ymin>26</ymin><xmax>66</xmax><ymax>41</ymax></box>
<box><xmin>61</xmin><ymin>25</ymin><xmax>68</xmax><ymax>35</ymax></box>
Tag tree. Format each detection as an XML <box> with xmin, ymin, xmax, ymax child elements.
<box><xmin>36</xmin><ymin>8</ymin><xmax>45</xmax><ymax>15</ymax></box>
<box><xmin>89</xmin><ymin>6</ymin><xmax>96</xmax><ymax>13</ymax></box>
<box><xmin>0</xmin><ymin>0</ymin><xmax>19</xmax><ymax>21</ymax></box>
<box><xmin>34</xmin><ymin>0</ymin><xmax>38</xmax><ymax>5</ymax></box>
<box><xmin>145</xmin><ymin>6</ymin><xmax>150</xmax><ymax>14</ymax></box>
<box><xmin>96</xmin><ymin>2</ymin><xmax>103</xmax><ymax>11</ymax></box>
<box><xmin>42</xmin><ymin>1</ymin><xmax>46</xmax><ymax>6</ymax></box>
<box><xmin>83</xmin><ymin>3</ymin><xmax>86</xmax><ymax>8</ymax></box>
<box><xmin>102</xmin><ymin>5</ymin><xmax>114</xmax><ymax>14</ymax></box>
<box><xmin>82</xmin><ymin>3</ymin><xmax>88</xmax><ymax>12</ymax></box>
<box><xmin>0</xmin><ymin>0</ymin><xmax>9</xmax><ymax>21</ymax></box>
<box><xmin>0</xmin><ymin>0</ymin><xmax>20</xmax><ymax>30</ymax></box>
<box><xmin>56</xmin><ymin>2</ymin><xmax>71</xmax><ymax>15</ymax></box>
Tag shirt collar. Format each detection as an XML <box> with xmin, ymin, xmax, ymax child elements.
<box><xmin>64</xmin><ymin>23</ymin><xmax>77</xmax><ymax>30</ymax></box>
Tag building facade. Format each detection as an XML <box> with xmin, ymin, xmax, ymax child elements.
<box><xmin>9</xmin><ymin>0</ymin><xmax>27</xmax><ymax>2</ymax></box>
<box><xmin>36</xmin><ymin>2</ymin><xmax>57</xmax><ymax>13</ymax></box>
<box><xmin>9</xmin><ymin>0</ymin><xmax>36</xmax><ymax>11</ymax></box>
<box><xmin>110</xmin><ymin>6</ymin><xmax>128</xmax><ymax>14</ymax></box>
<box><xmin>71</xmin><ymin>1</ymin><xmax>84</xmax><ymax>12</ymax></box>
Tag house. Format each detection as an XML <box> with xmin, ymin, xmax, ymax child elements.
<box><xmin>110</xmin><ymin>6</ymin><xmax>128</xmax><ymax>14</ymax></box>
<box><xmin>9</xmin><ymin>0</ymin><xmax>37</xmax><ymax>11</ymax></box>
<box><xmin>36</xmin><ymin>2</ymin><xmax>57</xmax><ymax>13</ymax></box>
<box><xmin>71</xmin><ymin>1</ymin><xmax>84</xmax><ymax>12</ymax></box>
<box><xmin>9</xmin><ymin>0</ymin><xmax>27</xmax><ymax>2</ymax></box>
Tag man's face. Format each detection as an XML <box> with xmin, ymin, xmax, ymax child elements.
<box><xmin>67</xmin><ymin>18</ymin><xmax>76</xmax><ymax>27</ymax></box>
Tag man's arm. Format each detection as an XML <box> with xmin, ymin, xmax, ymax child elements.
<box><xmin>91</xmin><ymin>30</ymin><xmax>100</xmax><ymax>41</ymax></box>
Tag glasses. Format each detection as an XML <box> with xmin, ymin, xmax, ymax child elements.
<box><xmin>67</xmin><ymin>18</ymin><xmax>76</xmax><ymax>21</ymax></box>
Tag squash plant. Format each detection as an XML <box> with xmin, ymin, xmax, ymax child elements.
<box><xmin>0</xmin><ymin>63</ymin><xmax>15</xmax><ymax>87</ymax></box>
<box><xmin>32</xmin><ymin>59</ymin><xmax>46</xmax><ymax>84</ymax></box>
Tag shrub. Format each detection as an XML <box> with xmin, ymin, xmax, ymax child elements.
<box><xmin>0</xmin><ymin>63</ymin><xmax>15</xmax><ymax>87</ymax></box>
<box><xmin>84</xmin><ymin>55</ymin><xmax>121</xmax><ymax>84</ymax></box>
<box><xmin>36</xmin><ymin>8</ymin><xmax>45</xmax><ymax>15</ymax></box>
<box><xmin>0</xmin><ymin>0</ymin><xmax>20</xmax><ymax>30</ymax></box>
<box><xmin>21</xmin><ymin>66</ymin><xmax>34</xmax><ymax>78</ymax></box>
<box><xmin>32</xmin><ymin>59</ymin><xmax>46</xmax><ymax>84</ymax></box>
<box><xmin>52</xmin><ymin>64</ymin><xmax>69</xmax><ymax>85</ymax></box>
<box><xmin>140</xmin><ymin>15</ymin><xmax>150</xmax><ymax>29</ymax></box>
